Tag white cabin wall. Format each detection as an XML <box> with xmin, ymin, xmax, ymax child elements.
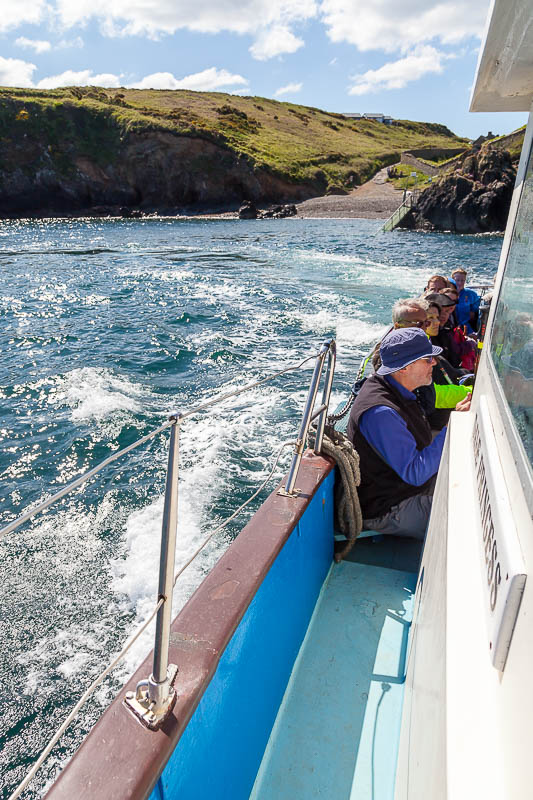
<box><xmin>466</xmin><ymin>103</ymin><xmax>533</xmax><ymax>799</ymax></box>
<box><xmin>396</xmin><ymin>104</ymin><xmax>533</xmax><ymax>800</ymax></box>
<box><xmin>394</xmin><ymin>441</ymin><xmax>449</xmax><ymax>800</ymax></box>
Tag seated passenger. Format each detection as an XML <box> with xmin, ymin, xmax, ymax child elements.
<box><xmin>427</xmin><ymin>291</ymin><xmax>476</xmax><ymax>370</ymax></box>
<box><xmin>440</xmin><ymin>286</ymin><xmax>459</xmax><ymax>327</ymax></box>
<box><xmin>347</xmin><ymin>328</ymin><xmax>471</xmax><ymax>539</ymax></box>
<box><xmin>369</xmin><ymin>297</ymin><xmax>471</xmax><ymax>421</ymax></box>
<box><xmin>450</xmin><ymin>267</ymin><xmax>480</xmax><ymax>333</ymax></box>
<box><xmin>370</xmin><ymin>298</ymin><xmax>429</xmax><ymax>371</ymax></box>
<box><xmin>424</xmin><ymin>299</ymin><xmax>472</xmax><ymax>428</ymax></box>
<box><xmin>425</xmin><ymin>274</ymin><xmax>448</xmax><ymax>293</ymax></box>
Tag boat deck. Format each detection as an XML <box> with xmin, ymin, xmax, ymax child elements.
<box><xmin>251</xmin><ymin>536</ymin><xmax>420</xmax><ymax>800</ymax></box>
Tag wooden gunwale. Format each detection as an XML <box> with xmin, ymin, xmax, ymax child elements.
<box><xmin>44</xmin><ymin>451</ymin><xmax>334</xmax><ymax>800</ymax></box>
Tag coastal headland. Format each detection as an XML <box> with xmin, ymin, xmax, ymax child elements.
<box><xmin>0</xmin><ymin>86</ymin><xmax>467</xmax><ymax>219</ymax></box>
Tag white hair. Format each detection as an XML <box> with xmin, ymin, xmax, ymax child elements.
<box><xmin>391</xmin><ymin>298</ymin><xmax>429</xmax><ymax>324</ymax></box>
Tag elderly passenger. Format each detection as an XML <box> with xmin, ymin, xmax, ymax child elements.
<box><xmin>347</xmin><ymin>328</ymin><xmax>471</xmax><ymax>538</ymax></box>
<box><xmin>368</xmin><ymin>296</ymin><xmax>471</xmax><ymax>424</ymax></box>
<box><xmin>369</xmin><ymin>297</ymin><xmax>430</xmax><ymax>371</ymax></box>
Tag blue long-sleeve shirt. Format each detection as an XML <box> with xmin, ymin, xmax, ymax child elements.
<box><xmin>358</xmin><ymin>375</ymin><xmax>447</xmax><ymax>486</ymax></box>
<box><xmin>456</xmin><ymin>287</ymin><xmax>480</xmax><ymax>331</ymax></box>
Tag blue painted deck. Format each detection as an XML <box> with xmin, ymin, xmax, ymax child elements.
<box><xmin>250</xmin><ymin>556</ymin><xmax>417</xmax><ymax>800</ymax></box>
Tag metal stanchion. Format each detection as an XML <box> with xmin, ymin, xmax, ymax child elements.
<box><xmin>279</xmin><ymin>340</ymin><xmax>335</xmax><ymax>497</ymax></box>
<box><xmin>314</xmin><ymin>342</ymin><xmax>336</xmax><ymax>454</ymax></box>
<box><xmin>124</xmin><ymin>416</ymin><xmax>181</xmax><ymax>729</ymax></box>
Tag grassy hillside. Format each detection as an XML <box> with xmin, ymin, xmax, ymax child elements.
<box><xmin>0</xmin><ymin>86</ymin><xmax>469</xmax><ymax>193</ymax></box>
<box><xmin>486</xmin><ymin>126</ymin><xmax>525</xmax><ymax>161</ymax></box>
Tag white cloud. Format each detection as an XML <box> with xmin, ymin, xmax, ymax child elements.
<box><xmin>57</xmin><ymin>36</ymin><xmax>85</xmax><ymax>49</ymax></box>
<box><xmin>349</xmin><ymin>45</ymin><xmax>447</xmax><ymax>95</ymax></box>
<box><xmin>274</xmin><ymin>81</ymin><xmax>303</xmax><ymax>96</ymax></box>
<box><xmin>0</xmin><ymin>56</ymin><xmax>36</xmax><ymax>87</ymax></box>
<box><xmin>15</xmin><ymin>37</ymin><xmax>52</xmax><ymax>54</ymax></box>
<box><xmin>0</xmin><ymin>59</ymin><xmax>246</xmax><ymax>93</ymax></box>
<box><xmin>0</xmin><ymin>0</ymin><xmax>47</xmax><ymax>32</ymax></box>
<box><xmin>249</xmin><ymin>25</ymin><xmax>304</xmax><ymax>60</ymax></box>
<box><xmin>320</xmin><ymin>0</ymin><xmax>488</xmax><ymax>53</ymax></box>
<box><xmin>36</xmin><ymin>70</ymin><xmax>121</xmax><ymax>89</ymax></box>
<box><xmin>53</xmin><ymin>0</ymin><xmax>317</xmax><ymax>58</ymax></box>
<box><xmin>130</xmin><ymin>67</ymin><xmax>248</xmax><ymax>92</ymax></box>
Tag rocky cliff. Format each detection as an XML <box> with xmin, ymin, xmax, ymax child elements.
<box><xmin>0</xmin><ymin>87</ymin><xmax>468</xmax><ymax>217</ymax></box>
<box><xmin>400</xmin><ymin>146</ymin><xmax>516</xmax><ymax>233</ymax></box>
<box><xmin>0</xmin><ymin>112</ymin><xmax>315</xmax><ymax>216</ymax></box>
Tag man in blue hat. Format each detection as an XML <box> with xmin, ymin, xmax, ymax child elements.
<box><xmin>347</xmin><ymin>328</ymin><xmax>470</xmax><ymax>538</ymax></box>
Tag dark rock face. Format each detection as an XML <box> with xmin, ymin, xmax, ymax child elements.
<box><xmin>0</xmin><ymin>121</ymin><xmax>317</xmax><ymax>218</ymax></box>
<box><xmin>259</xmin><ymin>203</ymin><xmax>297</xmax><ymax>218</ymax></box>
<box><xmin>238</xmin><ymin>200</ymin><xmax>259</xmax><ymax>219</ymax></box>
<box><xmin>239</xmin><ymin>201</ymin><xmax>297</xmax><ymax>220</ymax></box>
<box><xmin>401</xmin><ymin>146</ymin><xmax>516</xmax><ymax>233</ymax></box>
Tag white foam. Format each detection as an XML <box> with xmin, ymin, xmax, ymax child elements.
<box><xmin>52</xmin><ymin>367</ymin><xmax>144</xmax><ymax>422</ymax></box>
<box><xmin>12</xmin><ymin>498</ymin><xmax>120</xmax><ymax>698</ymax></box>
<box><xmin>341</xmin><ymin>260</ymin><xmax>429</xmax><ymax>292</ymax></box>
<box><xmin>110</xmin><ymin>381</ymin><xmax>295</xmax><ymax>675</ymax></box>
<box><xmin>142</xmin><ymin>269</ymin><xmax>191</xmax><ymax>283</ymax></box>
<box><xmin>336</xmin><ymin>317</ymin><xmax>388</xmax><ymax>348</ymax></box>
<box><xmin>288</xmin><ymin>304</ymin><xmax>386</xmax><ymax>369</ymax></box>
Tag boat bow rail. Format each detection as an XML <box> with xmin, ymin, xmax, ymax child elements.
<box><xmin>3</xmin><ymin>340</ymin><xmax>337</xmax><ymax>800</ymax></box>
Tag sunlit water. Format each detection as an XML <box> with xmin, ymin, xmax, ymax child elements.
<box><xmin>0</xmin><ymin>217</ymin><xmax>502</xmax><ymax>797</ymax></box>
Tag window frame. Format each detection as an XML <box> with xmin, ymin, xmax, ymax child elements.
<box><xmin>485</xmin><ymin>111</ymin><xmax>533</xmax><ymax>515</ymax></box>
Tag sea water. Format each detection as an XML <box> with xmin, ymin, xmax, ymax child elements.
<box><xmin>0</xmin><ymin>217</ymin><xmax>501</xmax><ymax>797</ymax></box>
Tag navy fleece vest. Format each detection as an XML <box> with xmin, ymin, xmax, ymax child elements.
<box><xmin>347</xmin><ymin>374</ymin><xmax>435</xmax><ymax>519</ymax></box>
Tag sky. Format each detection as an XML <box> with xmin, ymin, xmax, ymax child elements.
<box><xmin>0</xmin><ymin>0</ymin><xmax>527</xmax><ymax>139</ymax></box>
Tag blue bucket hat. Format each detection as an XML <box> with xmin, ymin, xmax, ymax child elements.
<box><xmin>377</xmin><ymin>328</ymin><xmax>442</xmax><ymax>375</ymax></box>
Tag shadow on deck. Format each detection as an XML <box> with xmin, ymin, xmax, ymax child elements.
<box><xmin>251</xmin><ymin>536</ymin><xmax>421</xmax><ymax>800</ymax></box>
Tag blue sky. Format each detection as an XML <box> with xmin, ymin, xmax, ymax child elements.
<box><xmin>0</xmin><ymin>0</ymin><xmax>526</xmax><ymax>139</ymax></box>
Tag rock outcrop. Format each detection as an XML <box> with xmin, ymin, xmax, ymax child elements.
<box><xmin>238</xmin><ymin>200</ymin><xmax>259</xmax><ymax>219</ymax></box>
<box><xmin>260</xmin><ymin>203</ymin><xmax>297</xmax><ymax>218</ymax></box>
<box><xmin>400</xmin><ymin>146</ymin><xmax>516</xmax><ymax>233</ymax></box>
<box><xmin>238</xmin><ymin>201</ymin><xmax>297</xmax><ymax>219</ymax></box>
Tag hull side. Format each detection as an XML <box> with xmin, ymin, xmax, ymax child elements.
<box><xmin>45</xmin><ymin>453</ymin><xmax>335</xmax><ymax>800</ymax></box>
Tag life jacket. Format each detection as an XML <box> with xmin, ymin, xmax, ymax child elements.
<box><xmin>346</xmin><ymin>374</ymin><xmax>435</xmax><ymax>520</ymax></box>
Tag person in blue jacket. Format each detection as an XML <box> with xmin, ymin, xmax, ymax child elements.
<box><xmin>450</xmin><ymin>267</ymin><xmax>480</xmax><ymax>333</ymax></box>
<box><xmin>347</xmin><ymin>328</ymin><xmax>471</xmax><ymax>538</ymax></box>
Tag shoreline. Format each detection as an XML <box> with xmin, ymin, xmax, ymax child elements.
<box><xmin>0</xmin><ymin>168</ymin><xmax>405</xmax><ymax>223</ymax></box>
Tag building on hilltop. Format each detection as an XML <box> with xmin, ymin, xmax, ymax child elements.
<box><xmin>362</xmin><ymin>112</ymin><xmax>394</xmax><ymax>124</ymax></box>
<box><xmin>341</xmin><ymin>112</ymin><xmax>394</xmax><ymax>124</ymax></box>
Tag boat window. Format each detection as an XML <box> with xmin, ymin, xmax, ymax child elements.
<box><xmin>490</xmin><ymin>140</ymin><xmax>533</xmax><ymax>470</ymax></box>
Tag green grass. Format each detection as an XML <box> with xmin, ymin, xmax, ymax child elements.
<box><xmin>0</xmin><ymin>86</ymin><xmax>471</xmax><ymax>190</ymax></box>
<box><xmin>388</xmin><ymin>163</ymin><xmax>432</xmax><ymax>190</ymax></box>
<box><xmin>485</xmin><ymin>126</ymin><xmax>526</xmax><ymax>161</ymax></box>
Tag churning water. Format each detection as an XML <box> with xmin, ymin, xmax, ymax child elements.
<box><xmin>0</xmin><ymin>216</ymin><xmax>502</xmax><ymax>797</ymax></box>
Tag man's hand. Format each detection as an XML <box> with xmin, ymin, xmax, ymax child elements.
<box><xmin>455</xmin><ymin>394</ymin><xmax>472</xmax><ymax>412</ymax></box>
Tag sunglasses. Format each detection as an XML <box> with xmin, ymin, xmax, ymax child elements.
<box><xmin>397</xmin><ymin>319</ymin><xmax>428</xmax><ymax>328</ymax></box>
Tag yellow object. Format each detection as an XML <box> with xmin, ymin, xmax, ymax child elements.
<box><xmin>435</xmin><ymin>384</ymin><xmax>472</xmax><ymax>408</ymax></box>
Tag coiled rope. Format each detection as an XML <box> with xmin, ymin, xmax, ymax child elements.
<box><xmin>309</xmin><ymin>424</ymin><xmax>363</xmax><ymax>562</ymax></box>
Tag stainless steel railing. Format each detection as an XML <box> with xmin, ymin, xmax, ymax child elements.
<box><xmin>5</xmin><ymin>341</ymin><xmax>337</xmax><ymax>799</ymax></box>
<box><xmin>124</xmin><ymin>416</ymin><xmax>181</xmax><ymax>728</ymax></box>
<box><xmin>280</xmin><ymin>339</ymin><xmax>336</xmax><ymax>496</ymax></box>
